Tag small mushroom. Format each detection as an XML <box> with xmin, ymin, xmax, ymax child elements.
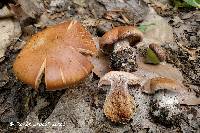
<box><xmin>149</xmin><ymin>91</ymin><xmax>183</xmax><ymax>127</ymax></box>
<box><xmin>145</xmin><ymin>43</ymin><xmax>166</xmax><ymax>64</ymax></box>
<box><xmin>99</xmin><ymin>26</ymin><xmax>143</xmax><ymax>72</ymax></box>
<box><xmin>142</xmin><ymin>77</ymin><xmax>188</xmax><ymax>94</ymax></box>
<box><xmin>98</xmin><ymin>71</ymin><xmax>142</xmax><ymax>123</ymax></box>
<box><xmin>149</xmin><ymin>43</ymin><xmax>166</xmax><ymax>62</ymax></box>
<box><xmin>13</xmin><ymin>20</ymin><xmax>97</xmax><ymax>91</ymax></box>
<box><xmin>142</xmin><ymin>77</ymin><xmax>200</xmax><ymax>127</ymax></box>
<box><xmin>143</xmin><ymin>77</ymin><xmax>200</xmax><ymax>105</ymax></box>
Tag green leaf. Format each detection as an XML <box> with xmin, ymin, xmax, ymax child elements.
<box><xmin>145</xmin><ymin>48</ymin><xmax>160</xmax><ymax>65</ymax></box>
<box><xmin>138</xmin><ymin>23</ymin><xmax>155</xmax><ymax>32</ymax></box>
<box><xmin>184</xmin><ymin>0</ymin><xmax>200</xmax><ymax>8</ymax></box>
<box><xmin>174</xmin><ymin>0</ymin><xmax>200</xmax><ymax>8</ymax></box>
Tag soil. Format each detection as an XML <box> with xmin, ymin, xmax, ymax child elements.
<box><xmin>0</xmin><ymin>0</ymin><xmax>199</xmax><ymax>133</ymax></box>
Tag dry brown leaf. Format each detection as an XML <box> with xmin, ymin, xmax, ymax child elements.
<box><xmin>17</xmin><ymin>0</ymin><xmax>45</xmax><ymax>18</ymax></box>
<box><xmin>90</xmin><ymin>51</ymin><xmax>111</xmax><ymax>78</ymax></box>
<box><xmin>137</xmin><ymin>56</ymin><xmax>184</xmax><ymax>81</ymax></box>
<box><xmin>89</xmin><ymin>37</ymin><xmax>111</xmax><ymax>78</ymax></box>
<box><xmin>0</xmin><ymin>6</ymin><xmax>14</xmax><ymax>18</ymax></box>
<box><xmin>9</xmin><ymin>4</ymin><xmax>30</xmax><ymax>23</ymax></box>
<box><xmin>98</xmin><ymin>0</ymin><xmax>149</xmax><ymax>23</ymax></box>
<box><xmin>0</xmin><ymin>18</ymin><xmax>21</xmax><ymax>62</ymax></box>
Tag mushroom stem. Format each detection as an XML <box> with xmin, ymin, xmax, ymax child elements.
<box><xmin>113</xmin><ymin>39</ymin><xmax>131</xmax><ymax>52</ymax></box>
<box><xmin>111</xmin><ymin>39</ymin><xmax>137</xmax><ymax>72</ymax></box>
<box><xmin>109</xmin><ymin>79</ymin><xmax>129</xmax><ymax>96</ymax></box>
<box><xmin>99</xmin><ymin>71</ymin><xmax>142</xmax><ymax>123</ymax></box>
<box><xmin>104</xmin><ymin>78</ymin><xmax>135</xmax><ymax>122</ymax></box>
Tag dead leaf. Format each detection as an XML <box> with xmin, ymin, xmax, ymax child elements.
<box><xmin>73</xmin><ymin>0</ymin><xmax>86</xmax><ymax>7</ymax></box>
<box><xmin>98</xmin><ymin>0</ymin><xmax>149</xmax><ymax>23</ymax></box>
<box><xmin>0</xmin><ymin>18</ymin><xmax>21</xmax><ymax>62</ymax></box>
<box><xmin>177</xmin><ymin>41</ymin><xmax>200</xmax><ymax>61</ymax></box>
<box><xmin>89</xmin><ymin>37</ymin><xmax>111</xmax><ymax>78</ymax></box>
<box><xmin>9</xmin><ymin>4</ymin><xmax>28</xmax><ymax>19</ymax></box>
<box><xmin>139</xmin><ymin>7</ymin><xmax>174</xmax><ymax>45</ymax></box>
<box><xmin>17</xmin><ymin>0</ymin><xmax>45</xmax><ymax>18</ymax></box>
<box><xmin>9</xmin><ymin>3</ymin><xmax>34</xmax><ymax>26</ymax></box>
<box><xmin>90</xmin><ymin>52</ymin><xmax>111</xmax><ymax>78</ymax></box>
<box><xmin>0</xmin><ymin>6</ymin><xmax>14</xmax><ymax>18</ymax></box>
<box><xmin>137</xmin><ymin>56</ymin><xmax>184</xmax><ymax>81</ymax></box>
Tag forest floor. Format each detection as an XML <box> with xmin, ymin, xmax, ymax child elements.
<box><xmin>0</xmin><ymin>0</ymin><xmax>199</xmax><ymax>132</ymax></box>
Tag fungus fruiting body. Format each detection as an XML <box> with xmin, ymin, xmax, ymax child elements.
<box><xmin>13</xmin><ymin>20</ymin><xmax>97</xmax><ymax>91</ymax></box>
<box><xmin>149</xmin><ymin>43</ymin><xmax>166</xmax><ymax>62</ymax></box>
<box><xmin>142</xmin><ymin>77</ymin><xmax>200</xmax><ymax>127</ymax></box>
<box><xmin>99</xmin><ymin>26</ymin><xmax>143</xmax><ymax>72</ymax></box>
<box><xmin>99</xmin><ymin>71</ymin><xmax>142</xmax><ymax>123</ymax></box>
<box><xmin>99</xmin><ymin>26</ymin><xmax>143</xmax><ymax>50</ymax></box>
<box><xmin>143</xmin><ymin>77</ymin><xmax>200</xmax><ymax>105</ymax></box>
<box><xmin>150</xmin><ymin>91</ymin><xmax>183</xmax><ymax>127</ymax></box>
<box><xmin>110</xmin><ymin>39</ymin><xmax>137</xmax><ymax>72</ymax></box>
<box><xmin>145</xmin><ymin>43</ymin><xmax>166</xmax><ymax>65</ymax></box>
<box><xmin>142</xmin><ymin>77</ymin><xmax>187</xmax><ymax>94</ymax></box>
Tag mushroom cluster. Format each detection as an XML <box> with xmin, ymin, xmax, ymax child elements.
<box><xmin>13</xmin><ymin>20</ymin><xmax>200</xmax><ymax>126</ymax></box>
<box><xmin>13</xmin><ymin>20</ymin><xmax>97</xmax><ymax>91</ymax></box>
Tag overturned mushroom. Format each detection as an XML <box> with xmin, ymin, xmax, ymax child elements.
<box><xmin>13</xmin><ymin>20</ymin><xmax>97</xmax><ymax>91</ymax></box>
<box><xmin>99</xmin><ymin>26</ymin><xmax>143</xmax><ymax>72</ymax></box>
<box><xmin>142</xmin><ymin>77</ymin><xmax>200</xmax><ymax>127</ymax></box>
<box><xmin>98</xmin><ymin>71</ymin><xmax>142</xmax><ymax>123</ymax></box>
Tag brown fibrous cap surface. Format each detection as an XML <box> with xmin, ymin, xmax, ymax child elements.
<box><xmin>143</xmin><ymin>77</ymin><xmax>188</xmax><ymax>94</ymax></box>
<box><xmin>149</xmin><ymin>43</ymin><xmax>166</xmax><ymax>61</ymax></box>
<box><xmin>143</xmin><ymin>77</ymin><xmax>200</xmax><ymax>105</ymax></box>
<box><xmin>99</xmin><ymin>26</ymin><xmax>143</xmax><ymax>50</ymax></box>
<box><xmin>13</xmin><ymin>20</ymin><xmax>97</xmax><ymax>90</ymax></box>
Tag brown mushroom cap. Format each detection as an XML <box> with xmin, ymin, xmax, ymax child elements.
<box><xmin>13</xmin><ymin>20</ymin><xmax>97</xmax><ymax>90</ymax></box>
<box><xmin>142</xmin><ymin>77</ymin><xmax>188</xmax><ymax>94</ymax></box>
<box><xmin>142</xmin><ymin>77</ymin><xmax>200</xmax><ymax>105</ymax></box>
<box><xmin>149</xmin><ymin>43</ymin><xmax>166</xmax><ymax>61</ymax></box>
<box><xmin>99</xmin><ymin>26</ymin><xmax>143</xmax><ymax>50</ymax></box>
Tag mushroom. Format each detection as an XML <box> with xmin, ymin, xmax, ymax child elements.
<box><xmin>99</xmin><ymin>26</ymin><xmax>143</xmax><ymax>72</ymax></box>
<box><xmin>145</xmin><ymin>43</ymin><xmax>166</xmax><ymax>64</ymax></box>
<box><xmin>13</xmin><ymin>20</ymin><xmax>97</xmax><ymax>91</ymax></box>
<box><xmin>143</xmin><ymin>77</ymin><xmax>200</xmax><ymax>105</ymax></box>
<box><xmin>142</xmin><ymin>77</ymin><xmax>200</xmax><ymax>127</ymax></box>
<box><xmin>142</xmin><ymin>77</ymin><xmax>187</xmax><ymax>94</ymax></box>
<box><xmin>98</xmin><ymin>71</ymin><xmax>142</xmax><ymax>123</ymax></box>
